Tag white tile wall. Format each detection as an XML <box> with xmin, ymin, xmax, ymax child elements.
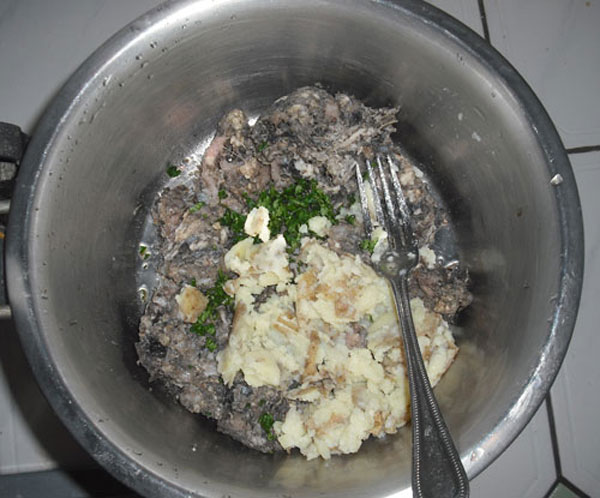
<box><xmin>551</xmin><ymin>151</ymin><xmax>600</xmax><ymax>498</ymax></box>
<box><xmin>483</xmin><ymin>0</ymin><xmax>600</xmax><ymax>150</ymax></box>
<box><xmin>0</xmin><ymin>0</ymin><xmax>163</xmax><ymax>134</ymax></box>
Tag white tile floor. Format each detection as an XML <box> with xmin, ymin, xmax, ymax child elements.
<box><xmin>0</xmin><ymin>1</ymin><xmax>598</xmax><ymax>497</ymax></box>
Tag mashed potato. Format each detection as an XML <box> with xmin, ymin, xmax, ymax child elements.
<box><xmin>216</xmin><ymin>214</ymin><xmax>458</xmax><ymax>460</ymax></box>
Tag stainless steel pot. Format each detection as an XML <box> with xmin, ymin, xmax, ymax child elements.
<box><xmin>5</xmin><ymin>0</ymin><xmax>584</xmax><ymax>496</ymax></box>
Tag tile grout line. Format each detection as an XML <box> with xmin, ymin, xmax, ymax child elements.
<box><xmin>542</xmin><ymin>393</ymin><xmax>563</xmax><ymax>498</ymax></box>
<box><xmin>476</xmin><ymin>0</ymin><xmax>491</xmax><ymax>43</ymax></box>
<box><xmin>546</xmin><ymin>393</ymin><xmax>563</xmax><ymax>479</ymax></box>
<box><xmin>541</xmin><ymin>478</ymin><xmax>559</xmax><ymax>498</ymax></box>
<box><xmin>558</xmin><ymin>476</ymin><xmax>592</xmax><ymax>498</ymax></box>
<box><xmin>566</xmin><ymin>144</ymin><xmax>600</xmax><ymax>155</ymax></box>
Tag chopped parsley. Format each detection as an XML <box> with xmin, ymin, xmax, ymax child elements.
<box><xmin>257</xmin><ymin>141</ymin><xmax>269</xmax><ymax>152</ymax></box>
<box><xmin>189</xmin><ymin>270</ymin><xmax>233</xmax><ymax>351</ymax></box>
<box><xmin>220</xmin><ymin>208</ymin><xmax>246</xmax><ymax>242</ymax></box>
<box><xmin>259</xmin><ymin>412</ymin><xmax>277</xmax><ymax>441</ymax></box>
<box><xmin>138</xmin><ymin>245</ymin><xmax>150</xmax><ymax>260</ymax></box>
<box><xmin>190</xmin><ymin>320</ymin><xmax>216</xmax><ymax>336</ymax></box>
<box><xmin>166</xmin><ymin>164</ymin><xmax>181</xmax><ymax>177</ymax></box>
<box><xmin>344</xmin><ymin>214</ymin><xmax>356</xmax><ymax>225</ymax></box>
<box><xmin>189</xmin><ymin>201</ymin><xmax>205</xmax><ymax>213</ymax></box>
<box><xmin>360</xmin><ymin>238</ymin><xmax>377</xmax><ymax>254</ymax></box>
<box><xmin>218</xmin><ymin>189</ymin><xmax>228</xmax><ymax>199</ymax></box>
<box><xmin>219</xmin><ymin>179</ymin><xmax>339</xmax><ymax>252</ymax></box>
<box><xmin>205</xmin><ymin>337</ymin><xmax>218</xmax><ymax>352</ymax></box>
<box><xmin>189</xmin><ymin>277</ymin><xmax>197</xmax><ymax>287</ymax></box>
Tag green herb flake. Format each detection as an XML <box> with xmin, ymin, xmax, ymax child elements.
<box><xmin>259</xmin><ymin>413</ymin><xmax>273</xmax><ymax>428</ymax></box>
<box><xmin>190</xmin><ymin>321</ymin><xmax>209</xmax><ymax>336</ymax></box>
<box><xmin>189</xmin><ymin>278</ymin><xmax>197</xmax><ymax>287</ymax></box>
<box><xmin>139</xmin><ymin>245</ymin><xmax>151</xmax><ymax>260</ymax></box>
<box><xmin>189</xmin><ymin>201</ymin><xmax>205</xmax><ymax>213</ymax></box>
<box><xmin>218</xmin><ymin>189</ymin><xmax>228</xmax><ymax>200</ymax></box>
<box><xmin>219</xmin><ymin>207</ymin><xmax>246</xmax><ymax>242</ymax></box>
<box><xmin>205</xmin><ymin>337</ymin><xmax>218</xmax><ymax>352</ymax></box>
<box><xmin>347</xmin><ymin>193</ymin><xmax>357</xmax><ymax>206</ymax></box>
<box><xmin>166</xmin><ymin>165</ymin><xmax>181</xmax><ymax>178</ymax></box>
<box><xmin>259</xmin><ymin>412</ymin><xmax>276</xmax><ymax>441</ymax></box>
<box><xmin>257</xmin><ymin>141</ymin><xmax>269</xmax><ymax>152</ymax></box>
<box><xmin>188</xmin><ymin>270</ymin><xmax>234</xmax><ymax>345</ymax></box>
<box><xmin>344</xmin><ymin>214</ymin><xmax>356</xmax><ymax>225</ymax></box>
<box><xmin>360</xmin><ymin>238</ymin><xmax>377</xmax><ymax>254</ymax></box>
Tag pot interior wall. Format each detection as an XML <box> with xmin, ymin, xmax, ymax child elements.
<box><xmin>23</xmin><ymin>1</ymin><xmax>563</xmax><ymax>496</ymax></box>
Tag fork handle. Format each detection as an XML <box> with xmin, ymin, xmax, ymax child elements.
<box><xmin>390</xmin><ymin>277</ymin><xmax>469</xmax><ymax>498</ymax></box>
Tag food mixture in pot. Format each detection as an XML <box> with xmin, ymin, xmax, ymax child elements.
<box><xmin>136</xmin><ymin>86</ymin><xmax>471</xmax><ymax>460</ymax></box>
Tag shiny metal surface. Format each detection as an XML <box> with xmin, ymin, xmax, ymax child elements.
<box><xmin>358</xmin><ymin>154</ymin><xmax>469</xmax><ymax>498</ymax></box>
<box><xmin>0</xmin><ymin>199</ymin><xmax>10</xmax><ymax>215</ymax></box>
<box><xmin>5</xmin><ymin>0</ymin><xmax>583</xmax><ymax>497</ymax></box>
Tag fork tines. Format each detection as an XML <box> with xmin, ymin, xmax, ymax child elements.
<box><xmin>355</xmin><ymin>153</ymin><xmax>415</xmax><ymax>249</ymax></box>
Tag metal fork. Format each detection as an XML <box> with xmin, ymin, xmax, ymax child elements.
<box><xmin>356</xmin><ymin>154</ymin><xmax>469</xmax><ymax>498</ymax></box>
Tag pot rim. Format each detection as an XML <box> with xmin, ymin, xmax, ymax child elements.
<box><xmin>5</xmin><ymin>0</ymin><xmax>584</xmax><ymax>495</ymax></box>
